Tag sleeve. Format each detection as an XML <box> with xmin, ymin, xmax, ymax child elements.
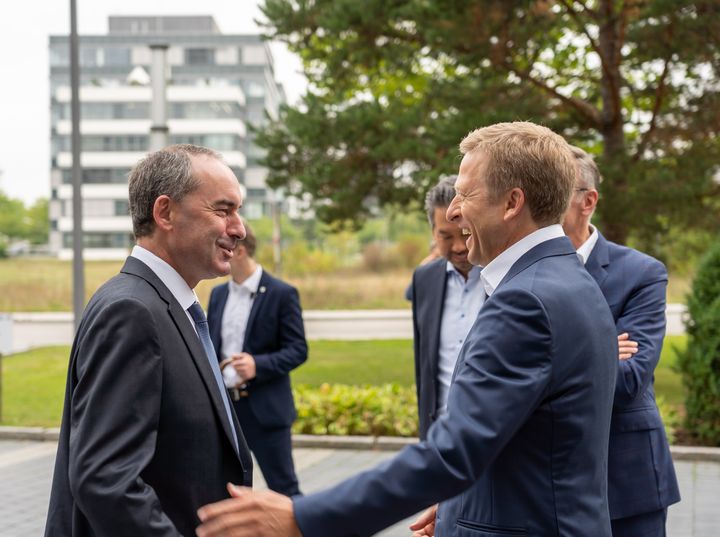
<box><xmin>614</xmin><ymin>259</ymin><xmax>668</xmax><ymax>403</ymax></box>
<box><xmin>68</xmin><ymin>298</ymin><xmax>181</xmax><ymax>536</ymax></box>
<box><xmin>293</xmin><ymin>288</ymin><xmax>553</xmax><ymax>537</ymax></box>
<box><xmin>252</xmin><ymin>286</ymin><xmax>308</xmax><ymax>383</ymax></box>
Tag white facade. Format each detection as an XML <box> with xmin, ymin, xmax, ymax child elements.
<box><xmin>49</xmin><ymin>16</ymin><xmax>285</xmax><ymax>259</ymax></box>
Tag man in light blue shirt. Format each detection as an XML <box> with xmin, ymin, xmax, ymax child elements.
<box><xmin>409</xmin><ymin>176</ymin><xmax>485</xmax><ymax>439</ymax></box>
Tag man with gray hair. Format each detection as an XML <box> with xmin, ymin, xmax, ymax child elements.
<box><xmin>409</xmin><ymin>176</ymin><xmax>484</xmax><ymax>439</ymax></box>
<box><xmin>45</xmin><ymin>144</ymin><xmax>253</xmax><ymax>537</ymax></box>
<box><xmin>563</xmin><ymin>146</ymin><xmax>680</xmax><ymax>537</ymax></box>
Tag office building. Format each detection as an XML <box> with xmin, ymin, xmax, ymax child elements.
<box><xmin>49</xmin><ymin>15</ymin><xmax>285</xmax><ymax>259</ymax></box>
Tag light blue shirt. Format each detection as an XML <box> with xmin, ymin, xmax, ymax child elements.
<box><xmin>437</xmin><ymin>263</ymin><xmax>485</xmax><ymax>412</ymax></box>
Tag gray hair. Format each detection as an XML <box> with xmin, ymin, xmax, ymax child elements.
<box><xmin>128</xmin><ymin>144</ymin><xmax>223</xmax><ymax>238</ymax></box>
<box><xmin>570</xmin><ymin>145</ymin><xmax>602</xmax><ymax>190</ymax></box>
<box><xmin>424</xmin><ymin>175</ymin><xmax>458</xmax><ymax>228</ymax></box>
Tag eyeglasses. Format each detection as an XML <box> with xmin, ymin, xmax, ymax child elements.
<box><xmin>574</xmin><ymin>188</ymin><xmax>589</xmax><ymax>192</ymax></box>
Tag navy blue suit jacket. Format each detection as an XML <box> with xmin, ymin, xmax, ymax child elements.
<box><xmin>586</xmin><ymin>232</ymin><xmax>680</xmax><ymax>519</ymax></box>
<box><xmin>294</xmin><ymin>237</ymin><xmax>618</xmax><ymax>537</ymax></box>
<box><xmin>207</xmin><ymin>270</ymin><xmax>307</xmax><ymax>428</ymax></box>
<box><xmin>410</xmin><ymin>258</ymin><xmax>449</xmax><ymax>439</ymax></box>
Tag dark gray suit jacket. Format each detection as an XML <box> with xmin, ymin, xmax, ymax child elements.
<box><xmin>44</xmin><ymin>256</ymin><xmax>252</xmax><ymax>537</ymax></box>
<box><xmin>410</xmin><ymin>258</ymin><xmax>449</xmax><ymax>439</ymax></box>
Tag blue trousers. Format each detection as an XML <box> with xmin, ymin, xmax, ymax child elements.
<box><xmin>611</xmin><ymin>509</ymin><xmax>667</xmax><ymax>537</ymax></box>
<box><xmin>234</xmin><ymin>398</ymin><xmax>301</xmax><ymax>497</ymax></box>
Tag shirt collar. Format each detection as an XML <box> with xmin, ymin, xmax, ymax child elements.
<box><xmin>445</xmin><ymin>261</ymin><xmax>481</xmax><ymax>280</ymax></box>
<box><xmin>229</xmin><ymin>264</ymin><xmax>263</xmax><ymax>295</ymax></box>
<box><xmin>130</xmin><ymin>245</ymin><xmax>198</xmax><ymax>310</ymax></box>
<box><xmin>575</xmin><ymin>224</ymin><xmax>598</xmax><ymax>265</ymax></box>
<box><xmin>480</xmin><ymin>224</ymin><xmax>565</xmax><ymax>297</ymax></box>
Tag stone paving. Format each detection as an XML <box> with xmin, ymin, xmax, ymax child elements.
<box><xmin>1</xmin><ymin>439</ymin><xmax>717</xmax><ymax>536</ymax></box>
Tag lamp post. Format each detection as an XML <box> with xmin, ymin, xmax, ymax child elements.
<box><xmin>69</xmin><ymin>0</ymin><xmax>85</xmax><ymax>331</ymax></box>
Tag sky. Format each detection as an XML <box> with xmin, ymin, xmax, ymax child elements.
<box><xmin>0</xmin><ymin>0</ymin><xmax>306</xmax><ymax>205</ymax></box>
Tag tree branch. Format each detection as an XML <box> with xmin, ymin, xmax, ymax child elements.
<box><xmin>504</xmin><ymin>61</ymin><xmax>602</xmax><ymax>127</ymax></box>
<box><xmin>633</xmin><ymin>58</ymin><xmax>671</xmax><ymax>161</ymax></box>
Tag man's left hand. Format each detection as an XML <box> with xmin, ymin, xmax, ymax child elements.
<box><xmin>617</xmin><ymin>332</ymin><xmax>638</xmax><ymax>361</ymax></box>
<box><xmin>197</xmin><ymin>484</ymin><xmax>301</xmax><ymax>537</ymax></box>
<box><xmin>232</xmin><ymin>353</ymin><xmax>257</xmax><ymax>381</ymax></box>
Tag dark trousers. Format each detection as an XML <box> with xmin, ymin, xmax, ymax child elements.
<box><xmin>233</xmin><ymin>398</ymin><xmax>301</xmax><ymax>497</ymax></box>
<box><xmin>611</xmin><ymin>509</ymin><xmax>667</xmax><ymax>537</ymax></box>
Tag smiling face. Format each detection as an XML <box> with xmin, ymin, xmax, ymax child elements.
<box><xmin>446</xmin><ymin>151</ymin><xmax>507</xmax><ymax>268</ymax></box>
<box><xmin>167</xmin><ymin>155</ymin><xmax>245</xmax><ymax>287</ymax></box>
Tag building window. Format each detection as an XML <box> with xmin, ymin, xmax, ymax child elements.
<box><xmin>63</xmin><ymin>232</ymin><xmax>134</xmax><ymax>249</ymax></box>
<box><xmin>104</xmin><ymin>47</ymin><xmax>131</xmax><ymax>66</ymax></box>
<box><xmin>170</xmin><ymin>101</ymin><xmax>241</xmax><ymax>119</ymax></box>
<box><xmin>50</xmin><ymin>44</ymin><xmax>69</xmax><ymax>67</ymax></box>
<box><xmin>185</xmin><ymin>48</ymin><xmax>215</xmax><ymax>65</ymax></box>
<box><xmin>61</xmin><ymin>168</ymin><xmax>129</xmax><ymax>184</ymax></box>
<box><xmin>242</xmin><ymin>45</ymin><xmax>267</xmax><ymax>66</ymax></box>
<box><xmin>115</xmin><ymin>200</ymin><xmax>130</xmax><ymax>216</ymax></box>
<box><xmin>80</xmin><ymin>47</ymin><xmax>99</xmax><ymax>67</ymax></box>
<box><xmin>170</xmin><ymin>134</ymin><xmax>241</xmax><ymax>151</ymax></box>
<box><xmin>61</xmin><ymin>135</ymin><xmax>149</xmax><ymax>152</ymax></box>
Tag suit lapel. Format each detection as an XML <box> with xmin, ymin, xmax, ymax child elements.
<box><xmin>585</xmin><ymin>232</ymin><xmax>610</xmax><ymax>288</ymax></box>
<box><xmin>430</xmin><ymin>261</ymin><xmax>449</xmax><ymax>380</ymax></box>
<box><xmin>242</xmin><ymin>270</ymin><xmax>270</xmax><ymax>351</ymax></box>
<box><xmin>121</xmin><ymin>257</ymin><xmax>243</xmax><ymax>461</ymax></box>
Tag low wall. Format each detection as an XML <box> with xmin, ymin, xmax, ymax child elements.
<box><xmin>1</xmin><ymin>305</ymin><xmax>688</xmax><ymax>354</ymax></box>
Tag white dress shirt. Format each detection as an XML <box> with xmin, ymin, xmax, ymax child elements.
<box><xmin>575</xmin><ymin>224</ymin><xmax>599</xmax><ymax>265</ymax></box>
<box><xmin>480</xmin><ymin>224</ymin><xmax>566</xmax><ymax>297</ymax></box>
<box><xmin>130</xmin><ymin>245</ymin><xmax>199</xmax><ymax>329</ymax></box>
<box><xmin>437</xmin><ymin>263</ymin><xmax>485</xmax><ymax>413</ymax></box>
<box><xmin>220</xmin><ymin>264</ymin><xmax>263</xmax><ymax>360</ymax></box>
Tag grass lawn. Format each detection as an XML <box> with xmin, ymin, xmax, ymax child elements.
<box><xmin>1</xmin><ymin>337</ymin><xmax>685</xmax><ymax>428</ymax></box>
<box><xmin>0</xmin><ymin>257</ymin><xmax>690</xmax><ymax>311</ymax></box>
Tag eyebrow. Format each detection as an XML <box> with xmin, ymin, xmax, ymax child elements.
<box><xmin>212</xmin><ymin>199</ymin><xmax>240</xmax><ymax>209</ymax></box>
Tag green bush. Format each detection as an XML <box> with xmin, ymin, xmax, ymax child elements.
<box><xmin>677</xmin><ymin>238</ymin><xmax>720</xmax><ymax>445</ymax></box>
<box><xmin>656</xmin><ymin>396</ymin><xmax>678</xmax><ymax>444</ymax></box>
<box><xmin>292</xmin><ymin>383</ymin><xmax>418</xmax><ymax>437</ymax></box>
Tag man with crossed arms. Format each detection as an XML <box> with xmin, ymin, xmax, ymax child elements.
<box><xmin>563</xmin><ymin>146</ymin><xmax>680</xmax><ymax>537</ymax></box>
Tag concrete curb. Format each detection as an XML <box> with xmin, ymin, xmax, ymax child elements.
<box><xmin>3</xmin><ymin>427</ymin><xmax>719</xmax><ymax>461</ymax></box>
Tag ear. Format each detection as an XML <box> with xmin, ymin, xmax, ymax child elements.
<box><xmin>152</xmin><ymin>195</ymin><xmax>174</xmax><ymax>232</ymax></box>
<box><xmin>583</xmin><ymin>190</ymin><xmax>599</xmax><ymax>215</ymax></box>
<box><xmin>503</xmin><ymin>188</ymin><xmax>525</xmax><ymax>221</ymax></box>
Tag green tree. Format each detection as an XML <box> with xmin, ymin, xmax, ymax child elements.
<box><xmin>0</xmin><ymin>191</ymin><xmax>28</xmax><ymax>240</ymax></box>
<box><xmin>24</xmin><ymin>198</ymin><xmax>49</xmax><ymax>245</ymax></box>
<box><xmin>677</xmin><ymin>238</ymin><xmax>720</xmax><ymax>445</ymax></box>
<box><xmin>256</xmin><ymin>0</ymin><xmax>720</xmax><ymax>250</ymax></box>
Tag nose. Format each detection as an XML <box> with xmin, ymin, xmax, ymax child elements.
<box><xmin>446</xmin><ymin>195</ymin><xmax>461</xmax><ymax>224</ymax></box>
<box><xmin>228</xmin><ymin>211</ymin><xmax>246</xmax><ymax>243</ymax></box>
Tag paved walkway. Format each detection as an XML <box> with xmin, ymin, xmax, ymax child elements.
<box><xmin>1</xmin><ymin>439</ymin><xmax>717</xmax><ymax>536</ymax></box>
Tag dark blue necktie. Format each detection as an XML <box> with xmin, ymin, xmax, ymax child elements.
<box><xmin>187</xmin><ymin>301</ymin><xmax>239</xmax><ymax>454</ymax></box>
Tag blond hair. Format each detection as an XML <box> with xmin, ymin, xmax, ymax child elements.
<box><xmin>459</xmin><ymin>122</ymin><xmax>575</xmax><ymax>225</ymax></box>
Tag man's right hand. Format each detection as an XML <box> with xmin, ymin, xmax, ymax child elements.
<box><xmin>409</xmin><ymin>504</ymin><xmax>437</xmax><ymax>537</ymax></box>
